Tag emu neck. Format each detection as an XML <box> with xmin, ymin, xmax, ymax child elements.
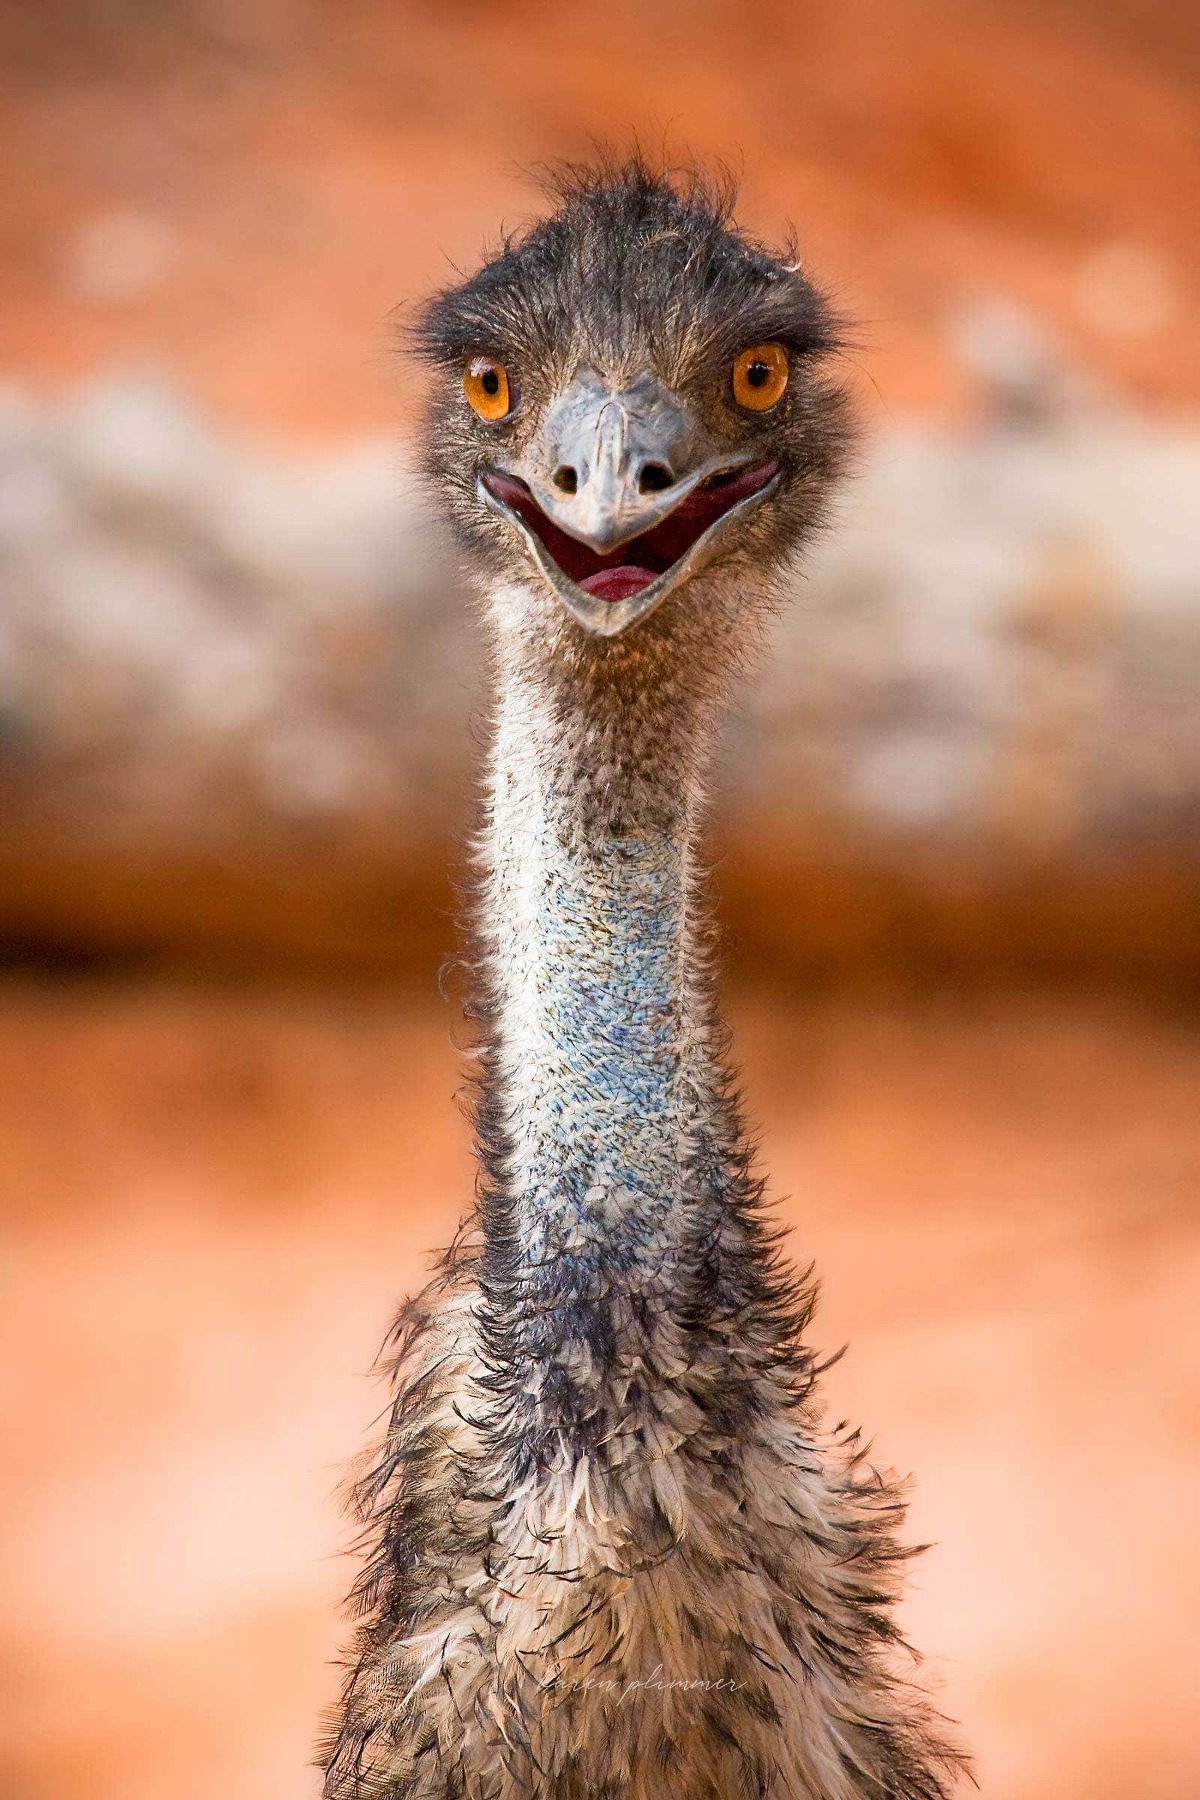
<box><xmin>478</xmin><ymin>642</ymin><xmax>722</xmax><ymax>1427</ymax></box>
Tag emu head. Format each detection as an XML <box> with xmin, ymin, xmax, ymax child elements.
<box><xmin>413</xmin><ymin>161</ymin><xmax>851</xmax><ymax>654</ymax></box>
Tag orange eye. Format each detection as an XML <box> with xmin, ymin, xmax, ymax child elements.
<box><xmin>732</xmin><ymin>343</ymin><xmax>789</xmax><ymax>411</ymax></box>
<box><xmin>464</xmin><ymin>356</ymin><xmax>512</xmax><ymax>421</ymax></box>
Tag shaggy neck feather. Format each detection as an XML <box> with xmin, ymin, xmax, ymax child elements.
<box><xmin>477</xmin><ymin>632</ymin><xmax>728</xmax><ymax>1434</ymax></box>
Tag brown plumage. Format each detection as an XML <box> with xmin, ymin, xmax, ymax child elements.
<box><xmin>322</xmin><ymin>157</ymin><xmax>966</xmax><ymax>1800</ymax></box>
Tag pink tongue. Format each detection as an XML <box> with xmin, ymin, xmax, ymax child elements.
<box><xmin>579</xmin><ymin>565</ymin><xmax>657</xmax><ymax>602</ymax></box>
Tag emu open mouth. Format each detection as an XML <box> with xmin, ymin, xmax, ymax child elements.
<box><xmin>482</xmin><ymin>460</ymin><xmax>781</xmax><ymax>603</ymax></box>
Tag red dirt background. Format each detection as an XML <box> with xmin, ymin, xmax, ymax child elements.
<box><xmin>1</xmin><ymin>0</ymin><xmax>1197</xmax><ymax>437</ymax></box>
<box><xmin>1</xmin><ymin>980</ymin><xmax>1197</xmax><ymax>1799</ymax></box>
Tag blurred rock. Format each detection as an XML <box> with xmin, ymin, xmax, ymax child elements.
<box><xmin>0</xmin><ymin>369</ymin><xmax>1197</xmax><ymax>979</ymax></box>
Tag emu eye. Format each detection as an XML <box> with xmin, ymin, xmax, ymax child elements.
<box><xmin>464</xmin><ymin>356</ymin><xmax>512</xmax><ymax>422</ymax></box>
<box><xmin>732</xmin><ymin>343</ymin><xmax>789</xmax><ymax>412</ymax></box>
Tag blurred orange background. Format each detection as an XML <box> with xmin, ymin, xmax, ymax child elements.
<box><xmin>0</xmin><ymin>3</ymin><xmax>1197</xmax><ymax>1798</ymax></box>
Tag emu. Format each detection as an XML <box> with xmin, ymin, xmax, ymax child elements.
<box><xmin>323</xmin><ymin>159</ymin><xmax>962</xmax><ymax>1800</ymax></box>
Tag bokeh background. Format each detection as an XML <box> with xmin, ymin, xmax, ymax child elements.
<box><xmin>1</xmin><ymin>3</ymin><xmax>1198</xmax><ymax>1796</ymax></box>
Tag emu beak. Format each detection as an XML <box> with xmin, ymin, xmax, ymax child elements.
<box><xmin>478</xmin><ymin>370</ymin><xmax>781</xmax><ymax>638</ymax></box>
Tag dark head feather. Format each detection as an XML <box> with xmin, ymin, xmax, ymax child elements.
<box><xmin>412</xmin><ymin>154</ymin><xmax>839</xmax><ymax>381</ymax></box>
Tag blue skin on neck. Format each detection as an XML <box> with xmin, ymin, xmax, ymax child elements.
<box><xmin>481</xmin><ymin>715</ymin><xmax>713</xmax><ymax>1435</ymax></box>
<box><xmin>517</xmin><ymin>835</ymin><xmax>687</xmax><ymax>1274</ymax></box>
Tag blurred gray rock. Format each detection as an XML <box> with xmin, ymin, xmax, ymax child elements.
<box><xmin>0</xmin><ymin>367</ymin><xmax>1197</xmax><ymax>975</ymax></box>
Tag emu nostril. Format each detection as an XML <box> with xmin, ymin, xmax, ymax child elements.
<box><xmin>639</xmin><ymin>463</ymin><xmax>674</xmax><ymax>494</ymax></box>
<box><xmin>552</xmin><ymin>465</ymin><xmax>578</xmax><ymax>494</ymax></box>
